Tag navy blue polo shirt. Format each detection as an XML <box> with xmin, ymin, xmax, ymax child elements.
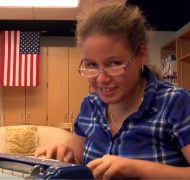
<box><xmin>74</xmin><ymin>66</ymin><xmax>190</xmax><ymax>166</ymax></box>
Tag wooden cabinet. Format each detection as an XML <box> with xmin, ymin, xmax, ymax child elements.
<box><xmin>3</xmin><ymin>87</ymin><xmax>25</xmax><ymax>125</ymax></box>
<box><xmin>25</xmin><ymin>48</ymin><xmax>47</xmax><ymax>125</ymax></box>
<box><xmin>161</xmin><ymin>39</ymin><xmax>176</xmax><ymax>61</ymax></box>
<box><xmin>47</xmin><ymin>47</ymin><xmax>69</xmax><ymax>123</ymax></box>
<box><xmin>2</xmin><ymin>47</ymin><xmax>90</xmax><ymax>126</ymax></box>
<box><xmin>68</xmin><ymin>48</ymin><xmax>89</xmax><ymax>123</ymax></box>
<box><xmin>3</xmin><ymin>47</ymin><xmax>47</xmax><ymax>126</ymax></box>
<box><xmin>176</xmin><ymin>30</ymin><xmax>190</xmax><ymax>90</ymax></box>
<box><xmin>47</xmin><ymin>47</ymin><xmax>89</xmax><ymax>124</ymax></box>
<box><xmin>160</xmin><ymin>39</ymin><xmax>176</xmax><ymax>85</ymax></box>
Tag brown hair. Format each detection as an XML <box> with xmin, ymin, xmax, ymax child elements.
<box><xmin>76</xmin><ymin>2</ymin><xmax>152</xmax><ymax>52</ymax></box>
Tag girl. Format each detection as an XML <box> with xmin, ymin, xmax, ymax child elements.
<box><xmin>35</xmin><ymin>3</ymin><xmax>190</xmax><ymax>179</ymax></box>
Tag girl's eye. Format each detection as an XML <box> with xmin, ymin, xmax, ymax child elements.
<box><xmin>85</xmin><ymin>63</ymin><xmax>98</xmax><ymax>69</ymax></box>
<box><xmin>111</xmin><ymin>61</ymin><xmax>121</xmax><ymax>66</ymax></box>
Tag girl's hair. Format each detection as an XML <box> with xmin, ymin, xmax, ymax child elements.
<box><xmin>75</xmin><ymin>2</ymin><xmax>152</xmax><ymax>52</ymax></box>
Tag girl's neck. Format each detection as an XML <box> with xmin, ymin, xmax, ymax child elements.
<box><xmin>108</xmin><ymin>76</ymin><xmax>147</xmax><ymax>121</ymax></box>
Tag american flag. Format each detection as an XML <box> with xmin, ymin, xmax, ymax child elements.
<box><xmin>1</xmin><ymin>31</ymin><xmax>40</xmax><ymax>86</ymax></box>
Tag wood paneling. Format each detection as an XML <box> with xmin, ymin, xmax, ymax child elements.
<box><xmin>25</xmin><ymin>48</ymin><xmax>47</xmax><ymax>126</ymax></box>
<box><xmin>181</xmin><ymin>38</ymin><xmax>190</xmax><ymax>57</ymax></box>
<box><xmin>3</xmin><ymin>87</ymin><xmax>25</xmax><ymax>126</ymax></box>
<box><xmin>176</xmin><ymin>39</ymin><xmax>182</xmax><ymax>86</ymax></box>
<box><xmin>2</xmin><ymin>47</ymin><xmax>90</xmax><ymax>126</ymax></box>
<box><xmin>68</xmin><ymin>48</ymin><xmax>89</xmax><ymax>123</ymax></box>
<box><xmin>181</xmin><ymin>61</ymin><xmax>190</xmax><ymax>90</ymax></box>
<box><xmin>47</xmin><ymin>47</ymin><xmax>69</xmax><ymax>123</ymax></box>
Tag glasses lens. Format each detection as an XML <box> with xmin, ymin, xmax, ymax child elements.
<box><xmin>105</xmin><ymin>67</ymin><xmax>124</xmax><ymax>75</ymax></box>
<box><xmin>79</xmin><ymin>69</ymin><xmax>98</xmax><ymax>77</ymax></box>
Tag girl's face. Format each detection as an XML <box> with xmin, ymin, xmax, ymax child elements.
<box><xmin>81</xmin><ymin>35</ymin><xmax>147</xmax><ymax>104</ymax></box>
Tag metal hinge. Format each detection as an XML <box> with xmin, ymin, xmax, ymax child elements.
<box><xmin>46</xmin><ymin>82</ymin><xmax>48</xmax><ymax>87</ymax></box>
<box><xmin>46</xmin><ymin>115</ymin><xmax>48</xmax><ymax>121</ymax></box>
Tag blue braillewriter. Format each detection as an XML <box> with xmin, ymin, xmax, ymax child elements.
<box><xmin>0</xmin><ymin>153</ymin><xmax>94</xmax><ymax>179</ymax></box>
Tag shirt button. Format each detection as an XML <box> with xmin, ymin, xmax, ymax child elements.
<box><xmin>109</xmin><ymin>142</ymin><xmax>112</xmax><ymax>145</ymax></box>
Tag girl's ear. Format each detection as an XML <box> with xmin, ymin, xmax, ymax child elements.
<box><xmin>137</xmin><ymin>45</ymin><xmax>147</xmax><ymax>68</ymax></box>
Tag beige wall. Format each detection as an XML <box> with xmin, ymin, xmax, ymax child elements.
<box><xmin>147</xmin><ymin>31</ymin><xmax>176</xmax><ymax>67</ymax></box>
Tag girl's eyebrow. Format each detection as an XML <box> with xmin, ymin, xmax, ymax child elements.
<box><xmin>83</xmin><ymin>59</ymin><xmax>94</xmax><ymax>62</ymax></box>
<box><xmin>105</xmin><ymin>56</ymin><xmax>122</xmax><ymax>60</ymax></box>
<box><xmin>83</xmin><ymin>56</ymin><xmax>122</xmax><ymax>61</ymax></box>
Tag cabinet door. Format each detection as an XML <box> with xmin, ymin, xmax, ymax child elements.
<box><xmin>68</xmin><ymin>48</ymin><xmax>89</xmax><ymax>123</ymax></box>
<box><xmin>3</xmin><ymin>87</ymin><xmax>25</xmax><ymax>126</ymax></box>
<box><xmin>47</xmin><ymin>47</ymin><xmax>69</xmax><ymax>123</ymax></box>
<box><xmin>25</xmin><ymin>47</ymin><xmax>47</xmax><ymax>125</ymax></box>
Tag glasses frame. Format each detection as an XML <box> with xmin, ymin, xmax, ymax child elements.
<box><xmin>78</xmin><ymin>46</ymin><xmax>139</xmax><ymax>77</ymax></box>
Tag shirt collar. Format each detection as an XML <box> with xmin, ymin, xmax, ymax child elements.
<box><xmin>134</xmin><ymin>65</ymin><xmax>160</xmax><ymax>119</ymax></box>
<box><xmin>89</xmin><ymin>65</ymin><xmax>160</xmax><ymax>118</ymax></box>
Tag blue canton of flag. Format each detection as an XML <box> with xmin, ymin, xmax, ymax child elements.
<box><xmin>19</xmin><ymin>31</ymin><xmax>40</xmax><ymax>54</ymax></box>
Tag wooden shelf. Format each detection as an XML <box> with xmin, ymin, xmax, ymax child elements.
<box><xmin>179</xmin><ymin>53</ymin><xmax>190</xmax><ymax>61</ymax></box>
<box><xmin>161</xmin><ymin>26</ymin><xmax>190</xmax><ymax>89</ymax></box>
<box><xmin>177</xmin><ymin>28</ymin><xmax>190</xmax><ymax>39</ymax></box>
<box><xmin>161</xmin><ymin>38</ymin><xmax>176</xmax><ymax>60</ymax></box>
<box><xmin>161</xmin><ymin>38</ymin><xmax>176</xmax><ymax>49</ymax></box>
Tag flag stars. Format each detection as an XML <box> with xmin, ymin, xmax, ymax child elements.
<box><xmin>19</xmin><ymin>31</ymin><xmax>40</xmax><ymax>54</ymax></box>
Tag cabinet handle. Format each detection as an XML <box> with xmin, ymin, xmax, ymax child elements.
<box><xmin>71</xmin><ymin>112</ymin><xmax>73</xmax><ymax>119</ymax></box>
<box><xmin>28</xmin><ymin>112</ymin><xmax>30</xmax><ymax>121</ymax></box>
<box><xmin>64</xmin><ymin>112</ymin><xmax>67</xmax><ymax>121</ymax></box>
<box><xmin>65</xmin><ymin>112</ymin><xmax>67</xmax><ymax>118</ymax></box>
<box><xmin>21</xmin><ymin>111</ymin><xmax>23</xmax><ymax>118</ymax></box>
